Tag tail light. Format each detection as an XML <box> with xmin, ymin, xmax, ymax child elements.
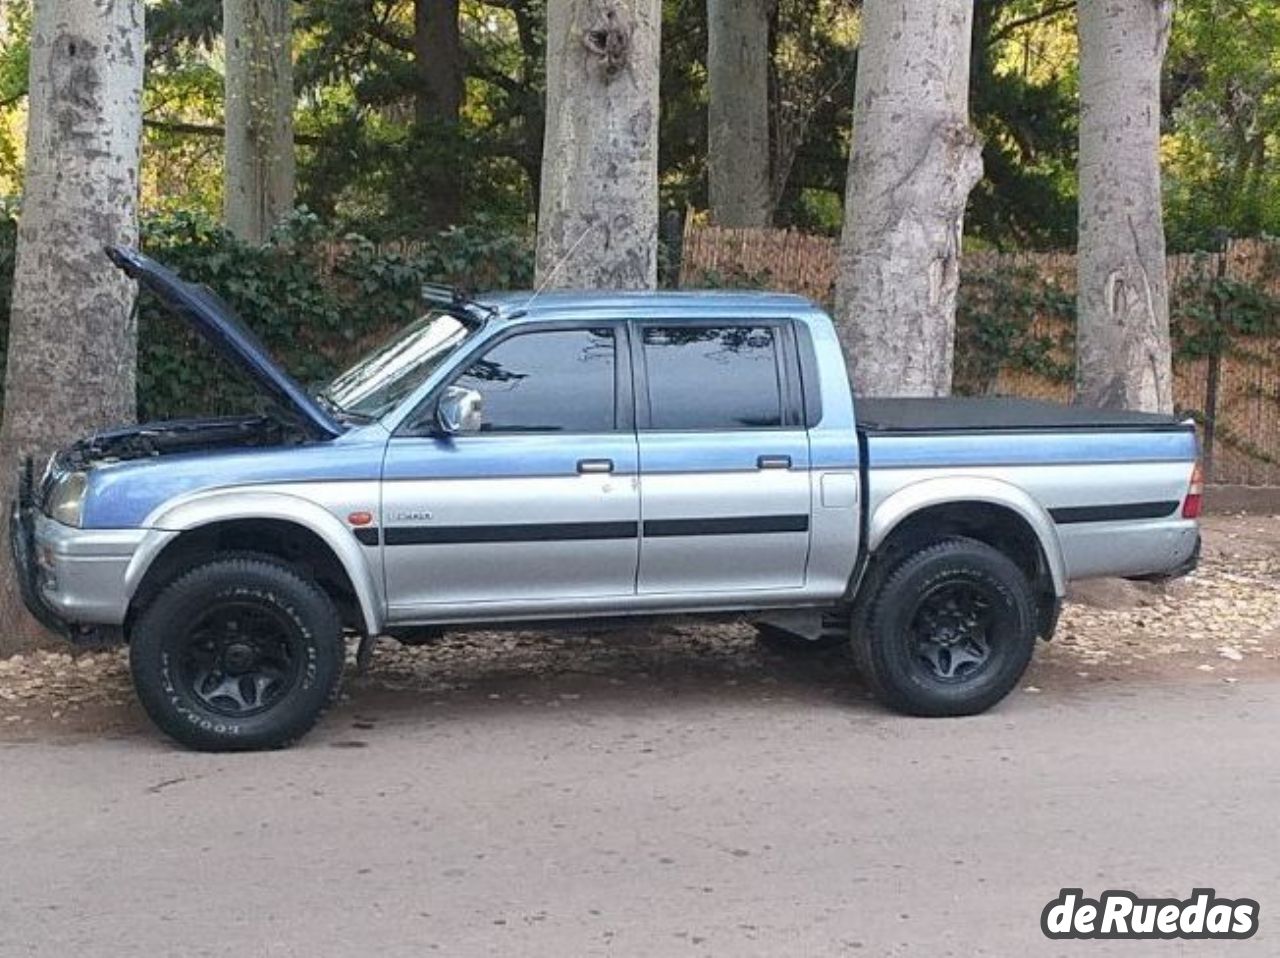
<box><xmin>1182</xmin><ymin>462</ymin><xmax>1204</xmax><ymax>519</ymax></box>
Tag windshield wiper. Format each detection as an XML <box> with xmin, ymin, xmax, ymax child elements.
<box><xmin>313</xmin><ymin>389</ymin><xmax>374</xmax><ymax>424</ymax></box>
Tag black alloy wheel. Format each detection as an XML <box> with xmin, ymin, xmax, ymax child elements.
<box><xmin>179</xmin><ymin>601</ymin><xmax>306</xmax><ymax>717</ymax></box>
<box><xmin>908</xmin><ymin>580</ymin><xmax>997</xmax><ymax>683</ymax></box>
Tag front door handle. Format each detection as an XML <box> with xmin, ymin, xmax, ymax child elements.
<box><xmin>756</xmin><ymin>455</ymin><xmax>792</xmax><ymax>470</ymax></box>
<box><xmin>577</xmin><ymin>458</ymin><xmax>615</xmax><ymax>474</ymax></box>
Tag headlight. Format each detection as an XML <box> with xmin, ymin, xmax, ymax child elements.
<box><xmin>45</xmin><ymin>471</ymin><xmax>88</xmax><ymax>527</ymax></box>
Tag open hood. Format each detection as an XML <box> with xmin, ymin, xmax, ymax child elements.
<box><xmin>107</xmin><ymin>246</ymin><xmax>343</xmax><ymax>440</ymax></box>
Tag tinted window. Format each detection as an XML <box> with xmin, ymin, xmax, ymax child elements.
<box><xmin>453</xmin><ymin>328</ymin><xmax>616</xmax><ymax>433</ymax></box>
<box><xmin>642</xmin><ymin>326</ymin><xmax>782</xmax><ymax>430</ymax></box>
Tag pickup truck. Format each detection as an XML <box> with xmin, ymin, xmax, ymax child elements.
<box><xmin>11</xmin><ymin>247</ymin><xmax>1203</xmax><ymax>750</ymax></box>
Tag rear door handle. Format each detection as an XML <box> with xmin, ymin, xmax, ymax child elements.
<box><xmin>757</xmin><ymin>455</ymin><xmax>792</xmax><ymax>470</ymax></box>
<box><xmin>577</xmin><ymin>458</ymin><xmax>615</xmax><ymax>474</ymax></box>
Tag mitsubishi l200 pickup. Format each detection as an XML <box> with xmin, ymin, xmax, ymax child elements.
<box><xmin>11</xmin><ymin>247</ymin><xmax>1203</xmax><ymax>749</ymax></box>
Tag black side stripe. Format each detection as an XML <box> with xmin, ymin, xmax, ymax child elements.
<box><xmin>643</xmin><ymin>515</ymin><xmax>809</xmax><ymax>537</ymax></box>
<box><xmin>384</xmin><ymin>521</ymin><xmax>638</xmax><ymax>545</ymax></box>
<box><xmin>1049</xmin><ymin>501</ymin><xmax>1181</xmax><ymax>524</ymax></box>
<box><xmin>362</xmin><ymin>504</ymin><xmax>1173</xmax><ymax>545</ymax></box>
<box><xmin>362</xmin><ymin>514</ymin><xmax>812</xmax><ymax>546</ymax></box>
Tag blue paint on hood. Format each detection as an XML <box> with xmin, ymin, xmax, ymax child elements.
<box><xmin>106</xmin><ymin>245</ymin><xmax>343</xmax><ymax>440</ymax></box>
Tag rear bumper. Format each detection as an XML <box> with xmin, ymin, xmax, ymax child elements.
<box><xmin>1059</xmin><ymin>518</ymin><xmax>1201</xmax><ymax>582</ymax></box>
<box><xmin>1131</xmin><ymin>531</ymin><xmax>1201</xmax><ymax>583</ymax></box>
<box><xmin>10</xmin><ymin>494</ymin><xmax>144</xmax><ymax>644</ymax></box>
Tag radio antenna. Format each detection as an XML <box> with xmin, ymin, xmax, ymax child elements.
<box><xmin>522</xmin><ymin>222</ymin><xmax>599</xmax><ymax>311</ymax></box>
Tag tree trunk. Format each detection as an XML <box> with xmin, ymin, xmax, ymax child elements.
<box><xmin>414</xmin><ymin>0</ymin><xmax>463</xmax><ymax>229</ymax></box>
<box><xmin>832</xmin><ymin>0</ymin><xmax>983</xmax><ymax>397</ymax></box>
<box><xmin>0</xmin><ymin>0</ymin><xmax>144</xmax><ymax>651</ymax></box>
<box><xmin>1075</xmin><ymin>0</ymin><xmax>1175</xmax><ymax>413</ymax></box>
<box><xmin>707</xmin><ymin>0</ymin><xmax>772</xmax><ymax>228</ymax></box>
<box><xmin>535</xmin><ymin>0</ymin><xmax>661</xmax><ymax>290</ymax></box>
<box><xmin>223</xmin><ymin>0</ymin><xmax>295</xmax><ymax>245</ymax></box>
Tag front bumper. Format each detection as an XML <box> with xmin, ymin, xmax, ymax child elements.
<box><xmin>10</xmin><ymin>491</ymin><xmax>146</xmax><ymax>644</ymax></box>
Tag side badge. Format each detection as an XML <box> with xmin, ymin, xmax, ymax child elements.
<box><xmin>392</xmin><ymin>511</ymin><xmax>434</xmax><ymax>522</ymax></box>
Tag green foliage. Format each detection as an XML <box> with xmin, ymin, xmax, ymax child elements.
<box><xmin>1164</xmin><ymin>0</ymin><xmax>1280</xmax><ymax>250</ymax></box>
<box><xmin>135</xmin><ymin>209</ymin><xmax>533</xmax><ymax>420</ymax></box>
<box><xmin>658</xmin><ymin>0</ymin><xmax>709</xmax><ymax>215</ymax></box>
<box><xmin>0</xmin><ymin>0</ymin><xmax>1273</xmax><ymax>255</ymax></box>
<box><xmin>968</xmin><ymin>0</ymin><xmax>1080</xmax><ymax>249</ymax></box>
<box><xmin>0</xmin><ymin>207</ymin><xmax>533</xmax><ymax>420</ymax></box>
<box><xmin>0</xmin><ymin>1</ymin><xmax>29</xmax><ymax>102</ymax></box>
<box><xmin>136</xmin><ymin>210</ymin><xmax>346</xmax><ymax>419</ymax></box>
<box><xmin>128</xmin><ymin>0</ymin><xmax>1105</xmax><ymax>250</ymax></box>
<box><xmin>289</xmin><ymin>0</ymin><xmax>542</xmax><ymax>237</ymax></box>
<box><xmin>954</xmin><ymin>264</ymin><xmax>1075</xmax><ymax>394</ymax></box>
<box><xmin>0</xmin><ymin>0</ymin><xmax>31</xmax><ymax>193</ymax></box>
<box><xmin>1169</xmin><ymin>258</ymin><xmax>1280</xmax><ymax>361</ymax></box>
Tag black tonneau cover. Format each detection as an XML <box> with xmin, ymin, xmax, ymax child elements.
<box><xmin>855</xmin><ymin>397</ymin><xmax>1191</xmax><ymax>434</ymax></box>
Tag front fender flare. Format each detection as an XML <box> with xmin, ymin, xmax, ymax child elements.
<box><xmin>868</xmin><ymin>475</ymin><xmax>1067</xmax><ymax>596</ymax></box>
<box><xmin>124</xmin><ymin>490</ymin><xmax>384</xmax><ymax>635</ymax></box>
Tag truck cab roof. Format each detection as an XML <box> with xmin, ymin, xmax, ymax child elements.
<box><xmin>474</xmin><ymin>289</ymin><xmax>819</xmax><ymax>322</ymax></box>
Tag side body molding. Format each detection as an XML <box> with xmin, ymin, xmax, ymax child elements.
<box><xmin>125</xmin><ymin>490</ymin><xmax>385</xmax><ymax>635</ymax></box>
<box><xmin>868</xmin><ymin>475</ymin><xmax>1068</xmax><ymax>596</ymax></box>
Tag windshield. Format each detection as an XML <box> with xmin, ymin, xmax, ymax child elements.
<box><xmin>323</xmin><ymin>310</ymin><xmax>478</xmax><ymax>419</ymax></box>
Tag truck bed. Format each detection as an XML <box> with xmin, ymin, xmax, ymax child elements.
<box><xmin>855</xmin><ymin>397</ymin><xmax>1191</xmax><ymax>434</ymax></box>
<box><xmin>856</xmin><ymin>395</ymin><xmax>1200</xmax><ymax>585</ymax></box>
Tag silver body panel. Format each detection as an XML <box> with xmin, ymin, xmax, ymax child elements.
<box><xmin>1058</xmin><ymin>518</ymin><xmax>1199</xmax><ymax>580</ymax></box>
<box><xmin>29</xmin><ymin>513</ymin><xmax>153</xmax><ymax>625</ymax></box>
<box><xmin>382</xmin><ymin>471</ymin><xmax>641</xmax><ymax>612</ymax></box>
<box><xmin>28</xmin><ymin>298</ymin><xmax>1199</xmax><ymax>636</ymax></box>
<box><xmin>864</xmin><ymin>460</ymin><xmax>1199</xmax><ymax>587</ymax></box>
<box><xmin>636</xmin><ymin>438</ymin><xmax>812</xmax><ymax>594</ymax></box>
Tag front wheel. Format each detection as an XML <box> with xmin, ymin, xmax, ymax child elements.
<box><xmin>851</xmin><ymin>537</ymin><xmax>1037</xmax><ymax>717</ymax></box>
<box><xmin>130</xmin><ymin>556</ymin><xmax>345</xmax><ymax>751</ymax></box>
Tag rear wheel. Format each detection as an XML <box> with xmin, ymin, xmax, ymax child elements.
<box><xmin>130</xmin><ymin>556</ymin><xmax>345</xmax><ymax>751</ymax></box>
<box><xmin>852</xmin><ymin>537</ymin><xmax>1037</xmax><ymax>717</ymax></box>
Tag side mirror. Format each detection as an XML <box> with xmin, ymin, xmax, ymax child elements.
<box><xmin>435</xmin><ymin>385</ymin><xmax>483</xmax><ymax>435</ymax></box>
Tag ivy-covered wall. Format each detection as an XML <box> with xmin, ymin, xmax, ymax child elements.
<box><xmin>0</xmin><ymin>209</ymin><xmax>535</xmax><ymax>421</ymax></box>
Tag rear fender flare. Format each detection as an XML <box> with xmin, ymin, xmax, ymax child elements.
<box><xmin>868</xmin><ymin>475</ymin><xmax>1067</xmax><ymax>596</ymax></box>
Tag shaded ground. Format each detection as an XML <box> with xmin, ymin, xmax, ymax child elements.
<box><xmin>1</xmin><ymin>514</ymin><xmax>1275</xmax><ymax>740</ymax></box>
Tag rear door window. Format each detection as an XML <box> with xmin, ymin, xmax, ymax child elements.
<box><xmin>640</xmin><ymin>325</ymin><xmax>784</xmax><ymax>430</ymax></box>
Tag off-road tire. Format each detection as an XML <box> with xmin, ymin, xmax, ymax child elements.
<box><xmin>130</xmin><ymin>555</ymin><xmax>345</xmax><ymax>751</ymax></box>
<box><xmin>851</xmin><ymin>537</ymin><xmax>1036</xmax><ymax>717</ymax></box>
